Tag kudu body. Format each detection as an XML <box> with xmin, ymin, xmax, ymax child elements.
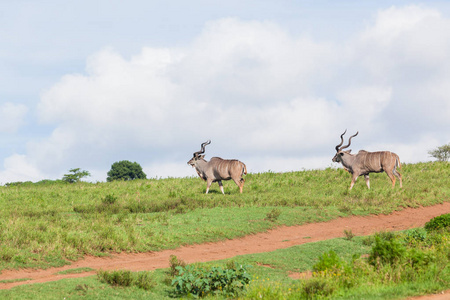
<box><xmin>187</xmin><ymin>140</ymin><xmax>247</xmax><ymax>194</ymax></box>
<box><xmin>332</xmin><ymin>131</ymin><xmax>402</xmax><ymax>190</ymax></box>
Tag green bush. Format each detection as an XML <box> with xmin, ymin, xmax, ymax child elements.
<box><xmin>107</xmin><ymin>160</ymin><xmax>146</xmax><ymax>181</ymax></box>
<box><xmin>172</xmin><ymin>263</ymin><xmax>251</xmax><ymax>298</ymax></box>
<box><xmin>98</xmin><ymin>270</ymin><xmax>133</xmax><ymax>287</ymax></box>
<box><xmin>368</xmin><ymin>235</ymin><xmax>406</xmax><ymax>267</ymax></box>
<box><xmin>97</xmin><ymin>270</ymin><xmax>155</xmax><ymax>290</ymax></box>
<box><xmin>102</xmin><ymin>194</ymin><xmax>118</xmax><ymax>205</ymax></box>
<box><xmin>425</xmin><ymin>214</ymin><xmax>450</xmax><ymax>232</ymax></box>
<box><xmin>404</xmin><ymin>228</ymin><xmax>427</xmax><ymax>245</ymax></box>
<box><xmin>265</xmin><ymin>208</ymin><xmax>281</xmax><ymax>222</ymax></box>
<box><xmin>134</xmin><ymin>272</ymin><xmax>155</xmax><ymax>290</ymax></box>
<box><xmin>301</xmin><ymin>278</ymin><xmax>335</xmax><ymax>299</ymax></box>
<box><xmin>313</xmin><ymin>250</ymin><xmax>343</xmax><ymax>272</ymax></box>
<box><xmin>168</xmin><ymin>255</ymin><xmax>186</xmax><ymax>277</ymax></box>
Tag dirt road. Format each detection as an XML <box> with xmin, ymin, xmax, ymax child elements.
<box><xmin>1</xmin><ymin>202</ymin><xmax>450</xmax><ymax>298</ymax></box>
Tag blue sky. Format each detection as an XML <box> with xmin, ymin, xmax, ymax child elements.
<box><xmin>1</xmin><ymin>1</ymin><xmax>450</xmax><ymax>183</ymax></box>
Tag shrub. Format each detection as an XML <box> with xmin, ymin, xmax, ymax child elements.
<box><xmin>301</xmin><ymin>278</ymin><xmax>335</xmax><ymax>298</ymax></box>
<box><xmin>313</xmin><ymin>250</ymin><xmax>343</xmax><ymax>272</ymax></box>
<box><xmin>98</xmin><ymin>270</ymin><xmax>133</xmax><ymax>287</ymax></box>
<box><xmin>172</xmin><ymin>263</ymin><xmax>251</xmax><ymax>298</ymax></box>
<box><xmin>368</xmin><ymin>235</ymin><xmax>406</xmax><ymax>267</ymax></box>
<box><xmin>97</xmin><ymin>270</ymin><xmax>155</xmax><ymax>290</ymax></box>
<box><xmin>107</xmin><ymin>160</ymin><xmax>147</xmax><ymax>181</ymax></box>
<box><xmin>344</xmin><ymin>229</ymin><xmax>355</xmax><ymax>240</ymax></box>
<box><xmin>425</xmin><ymin>214</ymin><xmax>450</xmax><ymax>232</ymax></box>
<box><xmin>265</xmin><ymin>208</ymin><xmax>281</xmax><ymax>222</ymax></box>
<box><xmin>169</xmin><ymin>255</ymin><xmax>186</xmax><ymax>277</ymax></box>
<box><xmin>404</xmin><ymin>228</ymin><xmax>427</xmax><ymax>245</ymax></box>
<box><xmin>134</xmin><ymin>272</ymin><xmax>155</xmax><ymax>290</ymax></box>
<box><xmin>405</xmin><ymin>248</ymin><xmax>432</xmax><ymax>271</ymax></box>
<box><xmin>102</xmin><ymin>194</ymin><xmax>118</xmax><ymax>205</ymax></box>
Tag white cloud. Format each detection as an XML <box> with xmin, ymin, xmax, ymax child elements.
<box><xmin>0</xmin><ymin>154</ymin><xmax>45</xmax><ymax>184</ymax></box>
<box><xmin>336</xmin><ymin>85</ymin><xmax>392</xmax><ymax>130</ymax></box>
<box><xmin>362</xmin><ymin>5</ymin><xmax>441</xmax><ymax>45</ymax></box>
<box><xmin>0</xmin><ymin>102</ymin><xmax>28</xmax><ymax>133</ymax></box>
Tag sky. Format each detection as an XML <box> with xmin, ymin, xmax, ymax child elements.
<box><xmin>1</xmin><ymin>0</ymin><xmax>450</xmax><ymax>183</ymax></box>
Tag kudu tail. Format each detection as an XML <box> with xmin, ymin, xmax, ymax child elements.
<box><xmin>242</xmin><ymin>163</ymin><xmax>247</xmax><ymax>175</ymax></box>
<box><xmin>395</xmin><ymin>155</ymin><xmax>401</xmax><ymax>169</ymax></box>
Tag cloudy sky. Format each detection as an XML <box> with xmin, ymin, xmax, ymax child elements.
<box><xmin>1</xmin><ymin>0</ymin><xmax>450</xmax><ymax>183</ymax></box>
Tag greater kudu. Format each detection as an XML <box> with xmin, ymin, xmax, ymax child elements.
<box><xmin>187</xmin><ymin>140</ymin><xmax>247</xmax><ymax>194</ymax></box>
<box><xmin>332</xmin><ymin>130</ymin><xmax>402</xmax><ymax>190</ymax></box>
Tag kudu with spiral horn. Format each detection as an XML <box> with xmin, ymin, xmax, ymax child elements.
<box><xmin>187</xmin><ymin>140</ymin><xmax>247</xmax><ymax>194</ymax></box>
<box><xmin>332</xmin><ymin>131</ymin><xmax>402</xmax><ymax>190</ymax></box>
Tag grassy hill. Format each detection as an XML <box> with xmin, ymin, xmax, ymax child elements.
<box><xmin>0</xmin><ymin>161</ymin><xmax>449</xmax><ymax>270</ymax></box>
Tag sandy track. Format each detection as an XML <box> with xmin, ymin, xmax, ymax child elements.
<box><xmin>1</xmin><ymin>202</ymin><xmax>450</xmax><ymax>298</ymax></box>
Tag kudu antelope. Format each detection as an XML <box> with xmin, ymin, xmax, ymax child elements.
<box><xmin>332</xmin><ymin>130</ymin><xmax>402</xmax><ymax>190</ymax></box>
<box><xmin>187</xmin><ymin>140</ymin><xmax>247</xmax><ymax>194</ymax></box>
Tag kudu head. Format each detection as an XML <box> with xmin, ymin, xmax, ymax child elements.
<box><xmin>187</xmin><ymin>140</ymin><xmax>211</xmax><ymax>167</ymax></box>
<box><xmin>332</xmin><ymin>130</ymin><xmax>358</xmax><ymax>163</ymax></box>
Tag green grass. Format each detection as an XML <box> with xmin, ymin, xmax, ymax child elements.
<box><xmin>0</xmin><ymin>161</ymin><xmax>448</xmax><ymax>271</ymax></box>
<box><xmin>0</xmin><ymin>278</ymin><xmax>32</xmax><ymax>284</ymax></box>
<box><xmin>1</xmin><ymin>228</ymin><xmax>449</xmax><ymax>299</ymax></box>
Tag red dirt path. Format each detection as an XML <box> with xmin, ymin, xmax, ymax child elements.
<box><xmin>1</xmin><ymin>202</ymin><xmax>450</xmax><ymax>299</ymax></box>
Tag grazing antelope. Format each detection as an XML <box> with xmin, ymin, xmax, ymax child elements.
<box><xmin>332</xmin><ymin>130</ymin><xmax>402</xmax><ymax>190</ymax></box>
<box><xmin>187</xmin><ymin>140</ymin><xmax>247</xmax><ymax>194</ymax></box>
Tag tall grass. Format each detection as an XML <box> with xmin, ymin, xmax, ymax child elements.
<box><xmin>0</xmin><ymin>162</ymin><xmax>448</xmax><ymax>270</ymax></box>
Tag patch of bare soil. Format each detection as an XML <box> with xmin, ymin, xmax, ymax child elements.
<box><xmin>1</xmin><ymin>202</ymin><xmax>450</xmax><ymax>299</ymax></box>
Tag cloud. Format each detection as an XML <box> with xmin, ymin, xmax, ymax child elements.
<box><xmin>35</xmin><ymin>18</ymin><xmax>337</xmax><ymax>179</ymax></box>
<box><xmin>0</xmin><ymin>102</ymin><xmax>28</xmax><ymax>133</ymax></box>
<box><xmin>342</xmin><ymin>5</ymin><xmax>450</xmax><ymax>140</ymax></box>
<box><xmin>0</xmin><ymin>154</ymin><xmax>44</xmax><ymax>184</ymax></box>
<box><xmin>4</xmin><ymin>6</ymin><xmax>450</xmax><ymax>182</ymax></box>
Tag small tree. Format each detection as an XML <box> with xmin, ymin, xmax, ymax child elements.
<box><xmin>62</xmin><ymin>168</ymin><xmax>91</xmax><ymax>183</ymax></box>
<box><xmin>428</xmin><ymin>143</ymin><xmax>450</xmax><ymax>162</ymax></box>
<box><xmin>107</xmin><ymin>160</ymin><xmax>147</xmax><ymax>182</ymax></box>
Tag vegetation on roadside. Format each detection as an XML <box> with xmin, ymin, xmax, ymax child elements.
<box><xmin>1</xmin><ymin>220</ymin><xmax>449</xmax><ymax>299</ymax></box>
<box><xmin>0</xmin><ymin>278</ymin><xmax>31</xmax><ymax>284</ymax></box>
<box><xmin>55</xmin><ymin>267</ymin><xmax>94</xmax><ymax>275</ymax></box>
<box><xmin>97</xmin><ymin>269</ymin><xmax>155</xmax><ymax>291</ymax></box>
<box><xmin>171</xmin><ymin>261</ymin><xmax>252</xmax><ymax>298</ymax></box>
<box><xmin>243</xmin><ymin>215</ymin><xmax>450</xmax><ymax>299</ymax></box>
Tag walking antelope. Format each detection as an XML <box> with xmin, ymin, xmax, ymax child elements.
<box><xmin>187</xmin><ymin>140</ymin><xmax>247</xmax><ymax>194</ymax></box>
<box><xmin>332</xmin><ymin>130</ymin><xmax>402</xmax><ymax>190</ymax></box>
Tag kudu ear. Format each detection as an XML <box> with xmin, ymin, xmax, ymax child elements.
<box><xmin>345</xmin><ymin>150</ymin><xmax>352</xmax><ymax>154</ymax></box>
<box><xmin>200</xmin><ymin>155</ymin><xmax>205</xmax><ymax>159</ymax></box>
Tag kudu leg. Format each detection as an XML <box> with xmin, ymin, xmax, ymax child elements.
<box><xmin>386</xmin><ymin>172</ymin><xmax>397</xmax><ymax>188</ymax></box>
<box><xmin>364</xmin><ymin>175</ymin><xmax>370</xmax><ymax>189</ymax></box>
<box><xmin>233</xmin><ymin>178</ymin><xmax>244</xmax><ymax>193</ymax></box>
<box><xmin>218</xmin><ymin>181</ymin><xmax>225</xmax><ymax>194</ymax></box>
<box><xmin>349</xmin><ymin>175</ymin><xmax>358</xmax><ymax>190</ymax></box>
<box><xmin>205</xmin><ymin>179</ymin><xmax>213</xmax><ymax>194</ymax></box>
<box><xmin>394</xmin><ymin>170</ymin><xmax>402</xmax><ymax>188</ymax></box>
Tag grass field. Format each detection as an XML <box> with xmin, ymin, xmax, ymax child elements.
<box><xmin>0</xmin><ymin>229</ymin><xmax>449</xmax><ymax>299</ymax></box>
<box><xmin>0</xmin><ymin>161</ymin><xmax>448</xmax><ymax>270</ymax></box>
<box><xmin>0</xmin><ymin>161</ymin><xmax>449</xmax><ymax>298</ymax></box>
